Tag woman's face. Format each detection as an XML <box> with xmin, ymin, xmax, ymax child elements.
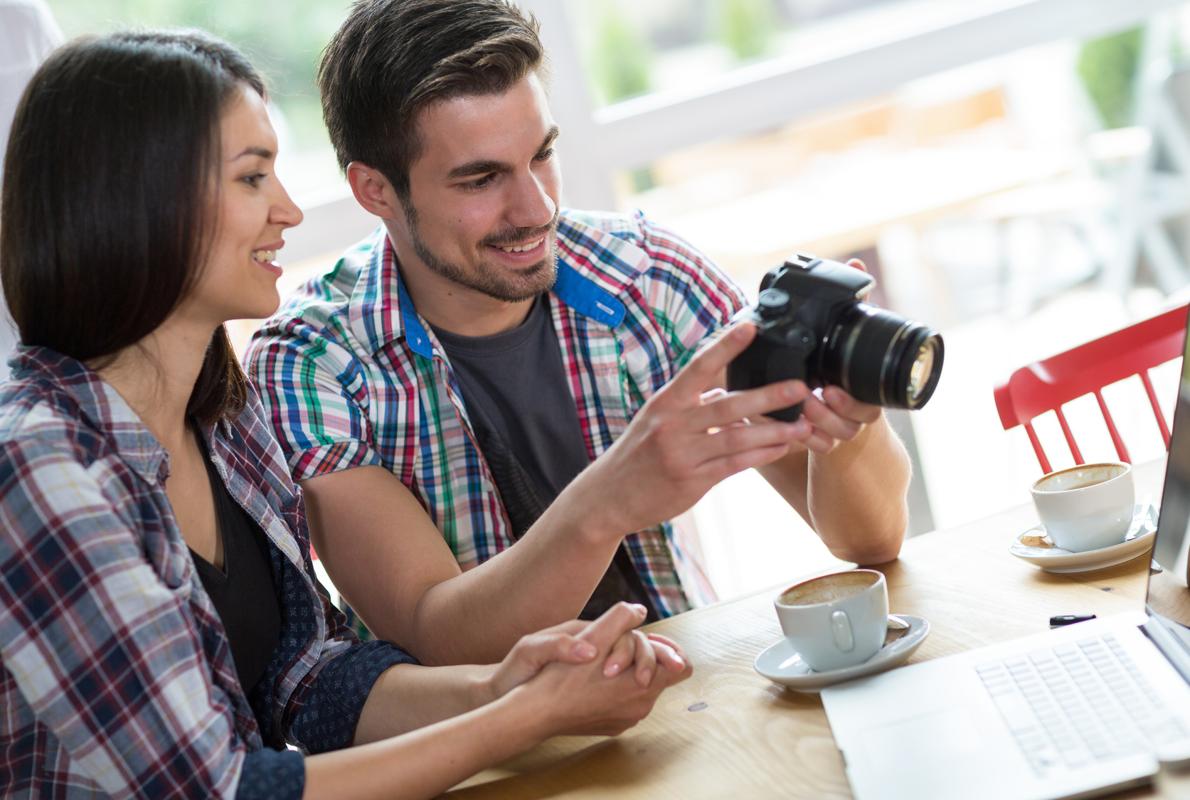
<box><xmin>184</xmin><ymin>84</ymin><xmax>302</xmax><ymax>325</ymax></box>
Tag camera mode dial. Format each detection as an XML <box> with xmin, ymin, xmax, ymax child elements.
<box><xmin>757</xmin><ymin>288</ymin><xmax>790</xmax><ymax>319</ymax></box>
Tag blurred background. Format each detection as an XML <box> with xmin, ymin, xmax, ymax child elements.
<box><xmin>41</xmin><ymin>0</ymin><xmax>1190</xmax><ymax>599</ymax></box>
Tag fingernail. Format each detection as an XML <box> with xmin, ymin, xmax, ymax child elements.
<box><xmin>640</xmin><ymin>669</ymin><xmax>653</xmax><ymax>686</ymax></box>
<box><xmin>783</xmin><ymin>383</ymin><xmax>801</xmax><ymax>400</ymax></box>
<box><xmin>605</xmin><ymin>662</ymin><xmax>622</xmax><ymax>677</ymax></box>
<box><xmin>574</xmin><ymin>642</ymin><xmax>597</xmax><ymax>659</ymax></box>
<box><xmin>632</xmin><ymin>604</ymin><xmax>647</xmax><ymax>616</ymax></box>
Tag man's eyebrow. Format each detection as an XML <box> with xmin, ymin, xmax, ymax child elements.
<box><xmin>447</xmin><ymin>158</ymin><xmax>508</xmax><ymax>180</ymax></box>
<box><xmin>230</xmin><ymin>146</ymin><xmax>274</xmax><ymax>161</ymax></box>
<box><xmin>446</xmin><ymin>126</ymin><xmax>561</xmax><ymax>180</ymax></box>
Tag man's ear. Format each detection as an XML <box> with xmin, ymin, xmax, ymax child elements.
<box><xmin>346</xmin><ymin>162</ymin><xmax>401</xmax><ymax>219</ymax></box>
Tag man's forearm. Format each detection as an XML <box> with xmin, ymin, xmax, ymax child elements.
<box><xmin>405</xmin><ymin>485</ymin><xmax>626</xmax><ymax>665</ymax></box>
<box><xmin>304</xmin><ymin>466</ymin><xmax>628</xmax><ymax>667</ymax></box>
<box><xmin>806</xmin><ymin>413</ymin><xmax>910</xmax><ymax>563</ymax></box>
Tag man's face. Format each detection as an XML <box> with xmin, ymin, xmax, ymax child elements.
<box><xmin>397</xmin><ymin>72</ymin><xmax>562</xmax><ymax>304</ymax></box>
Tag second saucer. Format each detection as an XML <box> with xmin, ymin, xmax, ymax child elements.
<box><xmin>1009</xmin><ymin>502</ymin><xmax>1157</xmax><ymax>574</ymax></box>
<box><xmin>754</xmin><ymin>614</ymin><xmax>930</xmax><ymax>693</ymax></box>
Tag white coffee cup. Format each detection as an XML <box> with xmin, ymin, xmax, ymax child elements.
<box><xmin>1030</xmin><ymin>461</ymin><xmax>1135</xmax><ymax>552</ymax></box>
<box><xmin>774</xmin><ymin>569</ymin><xmax>889</xmax><ymax>672</ymax></box>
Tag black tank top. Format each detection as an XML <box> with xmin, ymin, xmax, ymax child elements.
<box><xmin>188</xmin><ymin>438</ymin><xmax>282</xmax><ymax>695</ymax></box>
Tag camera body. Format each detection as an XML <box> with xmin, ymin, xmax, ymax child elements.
<box><xmin>726</xmin><ymin>253</ymin><xmax>943</xmax><ymax>422</ymax></box>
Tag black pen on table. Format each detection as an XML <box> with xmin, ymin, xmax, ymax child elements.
<box><xmin>1049</xmin><ymin>613</ymin><xmax>1097</xmax><ymax>628</ymax></box>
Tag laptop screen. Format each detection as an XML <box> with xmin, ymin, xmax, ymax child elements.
<box><xmin>1148</xmin><ymin>306</ymin><xmax>1190</xmax><ymax>629</ymax></box>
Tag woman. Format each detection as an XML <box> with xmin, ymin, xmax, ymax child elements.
<box><xmin>0</xmin><ymin>30</ymin><xmax>689</xmax><ymax>798</ymax></box>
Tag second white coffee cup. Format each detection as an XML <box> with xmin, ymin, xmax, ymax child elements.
<box><xmin>774</xmin><ymin>569</ymin><xmax>888</xmax><ymax>672</ymax></box>
<box><xmin>1030</xmin><ymin>461</ymin><xmax>1135</xmax><ymax>552</ymax></box>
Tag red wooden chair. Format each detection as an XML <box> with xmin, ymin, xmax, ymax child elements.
<box><xmin>994</xmin><ymin>303</ymin><xmax>1189</xmax><ymax>474</ymax></box>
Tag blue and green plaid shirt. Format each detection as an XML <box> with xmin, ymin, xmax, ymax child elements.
<box><xmin>246</xmin><ymin>209</ymin><xmax>747</xmax><ymax>619</ymax></box>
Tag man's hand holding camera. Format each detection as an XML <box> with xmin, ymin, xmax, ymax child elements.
<box><xmin>568</xmin><ymin>322</ymin><xmax>820</xmax><ymax>539</ymax></box>
<box><xmin>776</xmin><ymin>383</ymin><xmax>885</xmax><ymax>453</ymax></box>
<box><xmin>572</xmin><ymin>254</ymin><xmax>935</xmax><ymax>563</ymax></box>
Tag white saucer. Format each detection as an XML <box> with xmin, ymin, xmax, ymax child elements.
<box><xmin>1009</xmin><ymin>503</ymin><xmax>1157</xmax><ymax>574</ymax></box>
<box><xmin>753</xmin><ymin>614</ymin><xmax>930</xmax><ymax>693</ymax></box>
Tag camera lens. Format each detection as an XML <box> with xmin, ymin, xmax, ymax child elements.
<box><xmin>907</xmin><ymin>340</ymin><xmax>938</xmax><ymax>404</ymax></box>
<box><xmin>819</xmin><ymin>304</ymin><xmax>944</xmax><ymax>409</ymax></box>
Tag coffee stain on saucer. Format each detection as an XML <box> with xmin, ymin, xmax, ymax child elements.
<box><xmin>1019</xmin><ymin>531</ymin><xmax>1054</xmax><ymax>548</ymax></box>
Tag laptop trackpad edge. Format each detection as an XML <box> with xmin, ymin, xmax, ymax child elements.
<box><xmin>843</xmin><ymin>705</ymin><xmax>1032</xmax><ymax>800</ymax></box>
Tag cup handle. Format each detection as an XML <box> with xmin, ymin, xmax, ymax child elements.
<box><xmin>830</xmin><ymin>610</ymin><xmax>855</xmax><ymax>652</ymax></box>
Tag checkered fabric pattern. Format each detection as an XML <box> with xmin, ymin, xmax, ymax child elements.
<box><xmin>0</xmin><ymin>348</ymin><xmax>415</xmax><ymax>798</ymax></box>
<box><xmin>246</xmin><ymin>209</ymin><xmax>747</xmax><ymax>621</ymax></box>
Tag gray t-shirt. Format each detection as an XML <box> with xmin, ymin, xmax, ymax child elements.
<box><xmin>432</xmin><ymin>295</ymin><xmax>658</xmax><ymax>621</ymax></box>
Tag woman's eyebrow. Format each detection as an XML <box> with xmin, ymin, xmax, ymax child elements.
<box><xmin>229</xmin><ymin>145</ymin><xmax>274</xmax><ymax>161</ymax></box>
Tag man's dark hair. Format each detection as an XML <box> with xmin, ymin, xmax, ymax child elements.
<box><xmin>318</xmin><ymin>0</ymin><xmax>544</xmax><ymax>199</ymax></box>
<box><xmin>1</xmin><ymin>29</ymin><xmax>264</xmax><ymax>424</ymax></box>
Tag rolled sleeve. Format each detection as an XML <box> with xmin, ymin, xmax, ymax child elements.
<box><xmin>236</xmin><ymin>748</ymin><xmax>305</xmax><ymax>800</ymax></box>
<box><xmin>288</xmin><ymin>640</ymin><xmax>418</xmax><ymax>753</ymax></box>
<box><xmin>246</xmin><ymin>319</ymin><xmax>383</xmax><ymax>482</ymax></box>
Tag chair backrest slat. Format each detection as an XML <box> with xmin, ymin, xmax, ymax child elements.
<box><xmin>1140</xmin><ymin>369</ymin><xmax>1172</xmax><ymax>447</ymax></box>
<box><xmin>1093</xmin><ymin>389</ymin><xmax>1131</xmax><ymax>463</ymax></box>
<box><xmin>1024</xmin><ymin>421</ymin><xmax>1052</xmax><ymax>474</ymax></box>
<box><xmin>1054</xmin><ymin>406</ymin><xmax>1084</xmax><ymax>465</ymax></box>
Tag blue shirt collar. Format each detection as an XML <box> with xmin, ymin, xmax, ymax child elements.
<box><xmin>349</xmin><ymin>211</ymin><xmax>642</xmax><ymax>358</ymax></box>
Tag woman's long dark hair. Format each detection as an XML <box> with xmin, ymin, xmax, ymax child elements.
<box><xmin>0</xmin><ymin>30</ymin><xmax>266</xmax><ymax>424</ymax></box>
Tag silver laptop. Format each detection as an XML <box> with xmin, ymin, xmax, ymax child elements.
<box><xmin>823</xmin><ymin>315</ymin><xmax>1190</xmax><ymax>800</ymax></box>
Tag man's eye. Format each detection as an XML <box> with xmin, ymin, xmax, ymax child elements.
<box><xmin>462</xmin><ymin>174</ymin><xmax>495</xmax><ymax>190</ymax></box>
<box><xmin>534</xmin><ymin>148</ymin><xmax>555</xmax><ymax>162</ymax></box>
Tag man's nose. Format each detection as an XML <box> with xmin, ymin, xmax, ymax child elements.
<box><xmin>507</xmin><ymin>170</ymin><xmax>556</xmax><ymax>229</ymax></box>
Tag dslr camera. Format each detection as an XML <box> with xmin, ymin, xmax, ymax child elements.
<box><xmin>726</xmin><ymin>254</ymin><xmax>944</xmax><ymax>422</ymax></box>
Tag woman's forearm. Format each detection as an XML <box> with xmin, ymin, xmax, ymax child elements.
<box><xmin>352</xmin><ymin>663</ymin><xmax>497</xmax><ymax>744</ymax></box>
<box><xmin>304</xmin><ymin>689</ymin><xmax>546</xmax><ymax>800</ymax></box>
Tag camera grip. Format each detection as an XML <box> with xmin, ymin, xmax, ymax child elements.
<box><xmin>726</xmin><ymin>336</ymin><xmax>807</xmax><ymax>422</ymax></box>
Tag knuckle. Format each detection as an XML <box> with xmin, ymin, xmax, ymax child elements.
<box><xmin>721</xmin><ymin>426</ymin><xmax>750</xmax><ymax>452</ymax></box>
<box><xmin>612</xmin><ymin>601</ymin><xmax>636</xmax><ymax>622</ymax></box>
<box><xmin>726</xmin><ymin>452</ymin><xmax>755</xmax><ymax>472</ymax></box>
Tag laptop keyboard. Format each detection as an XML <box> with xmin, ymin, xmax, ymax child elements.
<box><xmin>975</xmin><ymin>634</ymin><xmax>1188</xmax><ymax>776</ymax></box>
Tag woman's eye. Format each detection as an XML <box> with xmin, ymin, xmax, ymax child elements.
<box><xmin>534</xmin><ymin>148</ymin><xmax>554</xmax><ymax>162</ymax></box>
<box><xmin>241</xmin><ymin>172</ymin><xmax>267</xmax><ymax>188</ymax></box>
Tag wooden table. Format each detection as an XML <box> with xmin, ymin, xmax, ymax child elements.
<box><xmin>447</xmin><ymin>462</ymin><xmax>1190</xmax><ymax>798</ymax></box>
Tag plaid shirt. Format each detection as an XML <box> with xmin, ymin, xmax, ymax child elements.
<box><xmin>247</xmin><ymin>209</ymin><xmax>746</xmax><ymax>619</ymax></box>
<box><xmin>0</xmin><ymin>347</ymin><xmax>414</xmax><ymax>799</ymax></box>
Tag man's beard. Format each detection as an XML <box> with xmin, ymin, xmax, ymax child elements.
<box><xmin>403</xmin><ymin>201</ymin><xmax>559</xmax><ymax>303</ymax></box>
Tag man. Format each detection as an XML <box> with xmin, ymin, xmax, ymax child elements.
<box><xmin>246</xmin><ymin>0</ymin><xmax>911</xmax><ymax>665</ymax></box>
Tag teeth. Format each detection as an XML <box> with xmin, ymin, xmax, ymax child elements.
<box><xmin>498</xmin><ymin>238</ymin><xmax>543</xmax><ymax>254</ymax></box>
<box><xmin>252</xmin><ymin>250</ymin><xmax>276</xmax><ymax>263</ymax></box>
